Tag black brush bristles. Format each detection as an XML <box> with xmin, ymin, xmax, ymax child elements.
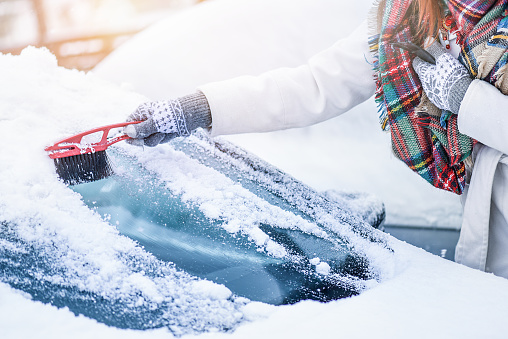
<box><xmin>54</xmin><ymin>151</ymin><xmax>114</xmax><ymax>185</ymax></box>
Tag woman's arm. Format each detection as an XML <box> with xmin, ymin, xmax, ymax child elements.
<box><xmin>459</xmin><ymin>80</ymin><xmax>508</xmax><ymax>155</ymax></box>
<box><xmin>199</xmin><ymin>20</ymin><xmax>376</xmax><ymax>137</ymax></box>
<box><xmin>126</xmin><ymin>21</ymin><xmax>375</xmax><ymax>145</ymax></box>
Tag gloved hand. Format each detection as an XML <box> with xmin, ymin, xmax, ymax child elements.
<box><xmin>413</xmin><ymin>41</ymin><xmax>472</xmax><ymax>114</ymax></box>
<box><xmin>125</xmin><ymin>92</ymin><xmax>212</xmax><ymax>147</ymax></box>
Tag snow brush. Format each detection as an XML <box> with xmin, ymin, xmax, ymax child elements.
<box><xmin>45</xmin><ymin>121</ymin><xmax>141</xmax><ymax>185</ymax></box>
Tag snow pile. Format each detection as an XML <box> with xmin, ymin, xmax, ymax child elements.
<box><xmin>323</xmin><ymin>190</ymin><xmax>385</xmax><ymax>228</ymax></box>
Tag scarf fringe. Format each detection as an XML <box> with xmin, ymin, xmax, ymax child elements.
<box><xmin>495</xmin><ymin>62</ymin><xmax>508</xmax><ymax>93</ymax></box>
<box><xmin>367</xmin><ymin>0</ymin><xmax>384</xmax><ymax>37</ymax></box>
<box><xmin>368</xmin><ymin>0</ymin><xmax>390</xmax><ymax>131</ymax></box>
<box><xmin>477</xmin><ymin>42</ymin><xmax>505</xmax><ymax>78</ymax></box>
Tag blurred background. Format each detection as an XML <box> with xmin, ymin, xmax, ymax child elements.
<box><xmin>0</xmin><ymin>0</ymin><xmax>204</xmax><ymax>70</ymax></box>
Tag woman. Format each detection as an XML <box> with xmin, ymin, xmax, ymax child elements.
<box><xmin>125</xmin><ymin>0</ymin><xmax>508</xmax><ymax>279</ymax></box>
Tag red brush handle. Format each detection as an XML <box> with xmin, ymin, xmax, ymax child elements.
<box><xmin>45</xmin><ymin>121</ymin><xmax>142</xmax><ymax>159</ymax></box>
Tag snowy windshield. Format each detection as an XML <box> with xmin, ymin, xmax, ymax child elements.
<box><xmin>0</xmin><ymin>48</ymin><xmax>394</xmax><ymax>335</ymax></box>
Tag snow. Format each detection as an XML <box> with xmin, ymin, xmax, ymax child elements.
<box><xmin>314</xmin><ymin>262</ymin><xmax>331</xmax><ymax>276</ymax></box>
<box><xmin>0</xmin><ymin>44</ymin><xmax>391</xmax><ymax>335</ymax></box>
<box><xmin>1</xmin><ymin>0</ymin><xmax>508</xmax><ymax>338</ymax></box>
<box><xmin>0</xmin><ymin>47</ymin><xmax>248</xmax><ymax>336</ymax></box>
<box><xmin>121</xmin><ymin>134</ymin><xmax>387</xmax><ymax>270</ymax></box>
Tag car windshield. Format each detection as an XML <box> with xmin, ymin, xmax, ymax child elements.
<box><xmin>0</xmin><ymin>131</ymin><xmax>391</xmax><ymax>335</ymax></box>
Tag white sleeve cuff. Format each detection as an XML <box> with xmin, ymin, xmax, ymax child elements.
<box><xmin>459</xmin><ymin>79</ymin><xmax>508</xmax><ymax>155</ymax></box>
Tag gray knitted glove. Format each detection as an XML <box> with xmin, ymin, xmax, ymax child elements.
<box><xmin>413</xmin><ymin>42</ymin><xmax>472</xmax><ymax>114</ymax></box>
<box><xmin>125</xmin><ymin>92</ymin><xmax>212</xmax><ymax>147</ymax></box>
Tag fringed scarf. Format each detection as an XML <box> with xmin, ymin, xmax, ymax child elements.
<box><xmin>369</xmin><ymin>0</ymin><xmax>508</xmax><ymax>194</ymax></box>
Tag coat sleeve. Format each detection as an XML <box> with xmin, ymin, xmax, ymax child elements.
<box><xmin>197</xmin><ymin>20</ymin><xmax>376</xmax><ymax>137</ymax></box>
<box><xmin>458</xmin><ymin>79</ymin><xmax>508</xmax><ymax>155</ymax></box>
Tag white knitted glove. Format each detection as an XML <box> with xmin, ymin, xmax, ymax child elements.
<box><xmin>125</xmin><ymin>100</ymin><xmax>190</xmax><ymax>147</ymax></box>
<box><xmin>413</xmin><ymin>42</ymin><xmax>472</xmax><ymax>114</ymax></box>
<box><xmin>125</xmin><ymin>92</ymin><xmax>212</xmax><ymax>147</ymax></box>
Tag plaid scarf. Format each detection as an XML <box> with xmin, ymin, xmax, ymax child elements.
<box><xmin>369</xmin><ymin>0</ymin><xmax>508</xmax><ymax>194</ymax></box>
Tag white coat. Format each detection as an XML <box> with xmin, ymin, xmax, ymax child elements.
<box><xmin>198</xmin><ymin>21</ymin><xmax>508</xmax><ymax>279</ymax></box>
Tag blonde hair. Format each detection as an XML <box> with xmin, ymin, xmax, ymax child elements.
<box><xmin>416</xmin><ymin>0</ymin><xmax>445</xmax><ymax>39</ymax></box>
<box><xmin>375</xmin><ymin>0</ymin><xmax>445</xmax><ymax>39</ymax></box>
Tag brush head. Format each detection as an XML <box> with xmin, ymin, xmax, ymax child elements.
<box><xmin>45</xmin><ymin>122</ymin><xmax>142</xmax><ymax>185</ymax></box>
<box><xmin>54</xmin><ymin>151</ymin><xmax>113</xmax><ymax>185</ymax></box>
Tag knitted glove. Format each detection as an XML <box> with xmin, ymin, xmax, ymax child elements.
<box><xmin>125</xmin><ymin>92</ymin><xmax>212</xmax><ymax>147</ymax></box>
<box><xmin>413</xmin><ymin>42</ymin><xmax>472</xmax><ymax>114</ymax></box>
